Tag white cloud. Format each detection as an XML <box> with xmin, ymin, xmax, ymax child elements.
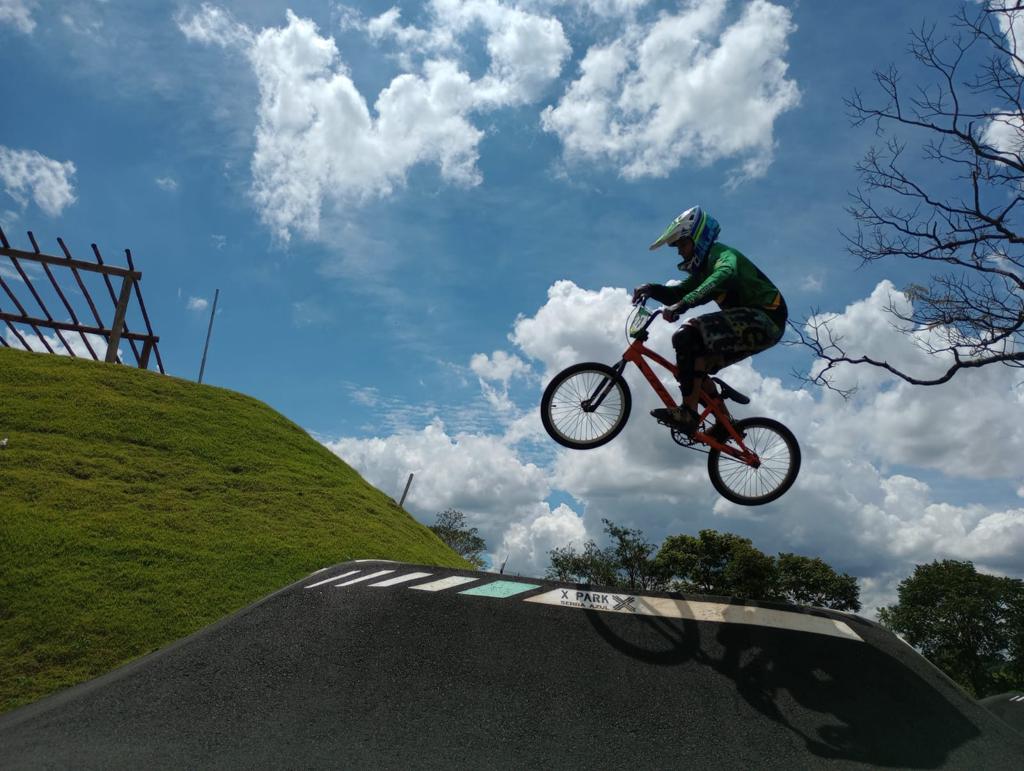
<box><xmin>177</xmin><ymin>3</ymin><xmax>253</xmax><ymax>49</ymax></box>
<box><xmin>155</xmin><ymin>176</ymin><xmax>178</xmax><ymax>192</ymax></box>
<box><xmin>211</xmin><ymin>234</ymin><xmax>227</xmax><ymax>250</ymax></box>
<box><xmin>325</xmin><ymin>418</ymin><xmax>578</xmax><ymax>573</ymax></box>
<box><xmin>0</xmin><ymin>146</ymin><xmax>77</xmax><ymax>217</ymax></box>
<box><xmin>3</xmin><ymin>329</ymin><xmax>118</xmax><ymax>360</ymax></box>
<box><xmin>187</xmin><ymin>296</ymin><xmax>209</xmax><ymax>311</ymax></box>
<box><xmin>541</xmin><ymin>0</ymin><xmax>799</xmax><ymax>183</ymax></box>
<box><xmin>180</xmin><ymin>4</ymin><xmax>569</xmax><ymax>241</ymax></box>
<box><xmin>0</xmin><ymin>0</ymin><xmax>35</xmax><ymax>34</ymax></box>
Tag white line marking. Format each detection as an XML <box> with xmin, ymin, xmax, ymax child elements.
<box><xmin>410</xmin><ymin>576</ymin><xmax>479</xmax><ymax>592</ymax></box>
<box><xmin>525</xmin><ymin>590</ymin><xmax>863</xmax><ymax>642</ymax></box>
<box><xmin>370</xmin><ymin>572</ymin><xmax>433</xmax><ymax>587</ymax></box>
<box><xmin>305</xmin><ymin>570</ymin><xmax>360</xmax><ymax>589</ymax></box>
<box><xmin>335</xmin><ymin>570</ymin><xmax>394</xmax><ymax>586</ymax></box>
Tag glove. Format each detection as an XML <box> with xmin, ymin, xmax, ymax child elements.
<box><xmin>662</xmin><ymin>302</ymin><xmax>688</xmax><ymax>323</ymax></box>
<box><xmin>632</xmin><ymin>284</ymin><xmax>655</xmax><ymax>305</ymax></box>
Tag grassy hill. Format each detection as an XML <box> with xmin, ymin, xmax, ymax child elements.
<box><xmin>0</xmin><ymin>348</ymin><xmax>469</xmax><ymax>713</ymax></box>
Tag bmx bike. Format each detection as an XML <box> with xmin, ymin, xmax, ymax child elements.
<box><xmin>539</xmin><ymin>303</ymin><xmax>800</xmax><ymax>506</ymax></box>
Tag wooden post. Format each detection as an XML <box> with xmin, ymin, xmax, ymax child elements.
<box><xmin>105</xmin><ymin>275</ymin><xmax>134</xmax><ymax>363</ymax></box>
<box><xmin>139</xmin><ymin>338</ymin><xmax>154</xmax><ymax>369</ymax></box>
<box><xmin>398</xmin><ymin>473</ymin><xmax>414</xmax><ymax>507</ymax></box>
<box><xmin>198</xmin><ymin>289</ymin><xmax>219</xmax><ymax>384</ymax></box>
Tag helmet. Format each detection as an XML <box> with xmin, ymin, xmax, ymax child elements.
<box><xmin>648</xmin><ymin>205</ymin><xmax>721</xmax><ymax>272</ymax></box>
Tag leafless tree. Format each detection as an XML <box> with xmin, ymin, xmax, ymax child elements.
<box><xmin>792</xmin><ymin>3</ymin><xmax>1024</xmax><ymax>394</ymax></box>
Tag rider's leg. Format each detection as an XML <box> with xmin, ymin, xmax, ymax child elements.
<box><xmin>672</xmin><ymin>323</ymin><xmax>702</xmax><ymax>396</ymax></box>
<box><xmin>648</xmin><ymin>323</ymin><xmax>704</xmax><ymax>434</ymax></box>
<box><xmin>682</xmin><ymin>358</ymin><xmax>709</xmax><ymax>412</ymax></box>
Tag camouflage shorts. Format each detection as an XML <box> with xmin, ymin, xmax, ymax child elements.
<box><xmin>690</xmin><ymin>307</ymin><xmax>784</xmax><ymax>372</ymax></box>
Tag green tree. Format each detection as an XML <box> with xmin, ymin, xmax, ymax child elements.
<box><xmin>655</xmin><ymin>530</ymin><xmax>778</xmax><ymax>600</ymax></box>
<box><xmin>429</xmin><ymin>509</ymin><xmax>487</xmax><ymax>569</ymax></box>
<box><xmin>546</xmin><ymin>541</ymin><xmax>619</xmax><ymax>587</ymax></box>
<box><xmin>545</xmin><ymin>519</ymin><xmax>668</xmax><ymax>590</ymax></box>
<box><xmin>777</xmin><ymin>553</ymin><xmax>861</xmax><ymax>612</ymax></box>
<box><xmin>878</xmin><ymin>560</ymin><xmax>1024</xmax><ymax>698</ymax></box>
<box><xmin>654</xmin><ymin>530</ymin><xmax>861</xmax><ymax>610</ymax></box>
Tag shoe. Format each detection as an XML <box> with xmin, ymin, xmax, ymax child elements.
<box><xmin>651</xmin><ymin>406</ymin><xmax>699</xmax><ymax>436</ymax></box>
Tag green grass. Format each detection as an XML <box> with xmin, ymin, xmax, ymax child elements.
<box><xmin>0</xmin><ymin>348</ymin><xmax>469</xmax><ymax>713</ymax></box>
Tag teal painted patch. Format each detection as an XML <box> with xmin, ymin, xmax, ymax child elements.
<box><xmin>460</xmin><ymin>580</ymin><xmax>540</xmax><ymax>598</ymax></box>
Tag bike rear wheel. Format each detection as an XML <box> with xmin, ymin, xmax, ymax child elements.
<box><xmin>541</xmin><ymin>362</ymin><xmax>631</xmax><ymax>449</ymax></box>
<box><xmin>707</xmin><ymin>416</ymin><xmax>800</xmax><ymax>506</ymax></box>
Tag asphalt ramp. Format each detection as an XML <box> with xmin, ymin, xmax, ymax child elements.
<box><xmin>2</xmin><ymin>560</ymin><xmax>1023</xmax><ymax>769</ymax></box>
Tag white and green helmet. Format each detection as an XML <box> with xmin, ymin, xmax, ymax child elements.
<box><xmin>649</xmin><ymin>206</ymin><xmax>706</xmax><ymax>250</ymax></box>
<box><xmin>648</xmin><ymin>205</ymin><xmax>721</xmax><ymax>271</ymax></box>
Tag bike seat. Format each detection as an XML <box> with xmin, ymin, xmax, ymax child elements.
<box><xmin>712</xmin><ymin>377</ymin><xmax>750</xmax><ymax>405</ymax></box>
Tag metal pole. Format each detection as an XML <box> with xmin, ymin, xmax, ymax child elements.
<box><xmin>198</xmin><ymin>289</ymin><xmax>219</xmax><ymax>384</ymax></box>
<box><xmin>398</xmin><ymin>473</ymin><xmax>414</xmax><ymax>507</ymax></box>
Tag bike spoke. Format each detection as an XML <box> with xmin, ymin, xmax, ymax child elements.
<box><xmin>548</xmin><ymin>371</ymin><xmax>625</xmax><ymax>444</ymax></box>
<box><xmin>713</xmin><ymin>425</ymin><xmax>794</xmax><ymax>502</ymax></box>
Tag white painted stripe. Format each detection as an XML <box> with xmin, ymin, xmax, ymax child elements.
<box><xmin>410</xmin><ymin>576</ymin><xmax>479</xmax><ymax>592</ymax></box>
<box><xmin>305</xmin><ymin>570</ymin><xmax>360</xmax><ymax>589</ymax></box>
<box><xmin>312</xmin><ymin>568</ymin><xmax>327</xmax><ymax>574</ymax></box>
<box><xmin>525</xmin><ymin>589</ymin><xmax>863</xmax><ymax>642</ymax></box>
<box><xmin>336</xmin><ymin>570</ymin><xmax>394</xmax><ymax>586</ymax></box>
<box><xmin>1012</xmin><ymin>695</ymin><xmax>1024</xmax><ymax>702</ymax></box>
<box><xmin>370</xmin><ymin>572</ymin><xmax>433</xmax><ymax>587</ymax></box>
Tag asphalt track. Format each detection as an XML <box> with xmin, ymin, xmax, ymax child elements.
<box><xmin>3</xmin><ymin>560</ymin><xmax>1024</xmax><ymax>769</ymax></box>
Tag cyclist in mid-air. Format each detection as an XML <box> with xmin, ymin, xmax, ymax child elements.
<box><xmin>633</xmin><ymin>205</ymin><xmax>787</xmax><ymax>437</ymax></box>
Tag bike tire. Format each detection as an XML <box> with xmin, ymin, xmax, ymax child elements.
<box><xmin>707</xmin><ymin>416</ymin><xmax>800</xmax><ymax>506</ymax></box>
<box><xmin>541</xmin><ymin>362</ymin><xmax>632</xmax><ymax>450</ymax></box>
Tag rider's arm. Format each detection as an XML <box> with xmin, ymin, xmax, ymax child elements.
<box><xmin>680</xmin><ymin>249</ymin><xmax>738</xmax><ymax>307</ymax></box>
<box><xmin>645</xmin><ymin>277</ymin><xmax>700</xmax><ymax>306</ymax></box>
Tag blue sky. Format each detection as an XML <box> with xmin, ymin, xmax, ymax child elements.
<box><xmin>3</xmin><ymin>0</ymin><xmax>1023</xmax><ymax>614</ymax></box>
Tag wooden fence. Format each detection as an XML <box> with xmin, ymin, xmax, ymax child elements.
<box><xmin>0</xmin><ymin>226</ymin><xmax>163</xmax><ymax>373</ymax></box>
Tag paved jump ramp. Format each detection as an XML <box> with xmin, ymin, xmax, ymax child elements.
<box><xmin>3</xmin><ymin>560</ymin><xmax>1023</xmax><ymax>769</ymax></box>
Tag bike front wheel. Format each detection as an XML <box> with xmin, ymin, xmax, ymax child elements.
<box><xmin>707</xmin><ymin>416</ymin><xmax>800</xmax><ymax>506</ymax></box>
<box><xmin>541</xmin><ymin>362</ymin><xmax>631</xmax><ymax>449</ymax></box>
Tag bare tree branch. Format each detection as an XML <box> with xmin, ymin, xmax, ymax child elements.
<box><xmin>795</xmin><ymin>6</ymin><xmax>1024</xmax><ymax>393</ymax></box>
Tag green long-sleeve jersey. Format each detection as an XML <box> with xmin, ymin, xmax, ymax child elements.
<box><xmin>648</xmin><ymin>242</ymin><xmax>786</xmax><ymax>324</ymax></box>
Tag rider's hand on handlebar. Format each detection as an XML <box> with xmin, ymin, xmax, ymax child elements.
<box><xmin>662</xmin><ymin>302</ymin><xmax>688</xmax><ymax>323</ymax></box>
<box><xmin>632</xmin><ymin>284</ymin><xmax>655</xmax><ymax>305</ymax></box>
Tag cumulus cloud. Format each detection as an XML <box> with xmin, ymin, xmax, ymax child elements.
<box><xmin>0</xmin><ymin>0</ymin><xmax>35</xmax><ymax>34</ymax></box>
<box><xmin>470</xmin><ymin>350</ymin><xmax>531</xmax><ymax>412</ymax></box>
<box><xmin>0</xmin><ymin>146</ymin><xmax>77</xmax><ymax>217</ymax></box>
<box><xmin>541</xmin><ymin>0</ymin><xmax>799</xmax><ymax>183</ymax></box>
<box><xmin>180</xmin><ymin>4</ymin><xmax>569</xmax><ymax>241</ymax></box>
<box><xmin>155</xmin><ymin>176</ymin><xmax>178</xmax><ymax>192</ymax></box>
<box><xmin>325</xmin><ymin>418</ymin><xmax>578</xmax><ymax>572</ymax></box>
<box><xmin>187</xmin><ymin>296</ymin><xmax>209</xmax><ymax>311</ymax></box>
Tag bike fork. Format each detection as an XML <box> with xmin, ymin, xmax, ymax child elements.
<box><xmin>583</xmin><ymin>361</ymin><xmax>627</xmax><ymax>412</ymax></box>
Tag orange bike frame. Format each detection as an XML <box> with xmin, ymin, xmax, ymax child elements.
<box><xmin>619</xmin><ymin>337</ymin><xmax>758</xmax><ymax>464</ymax></box>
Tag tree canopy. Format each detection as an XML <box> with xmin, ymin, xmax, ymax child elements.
<box><xmin>547</xmin><ymin>523</ymin><xmax>861</xmax><ymax>611</ymax></box>
<box><xmin>429</xmin><ymin>509</ymin><xmax>487</xmax><ymax>569</ymax></box>
<box><xmin>878</xmin><ymin>559</ymin><xmax>1024</xmax><ymax>697</ymax></box>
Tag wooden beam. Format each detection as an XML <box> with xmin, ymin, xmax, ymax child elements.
<box><xmin>0</xmin><ymin>246</ymin><xmax>140</xmax><ymax>280</ymax></box>
<box><xmin>0</xmin><ymin>311</ymin><xmax>158</xmax><ymax>343</ymax></box>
